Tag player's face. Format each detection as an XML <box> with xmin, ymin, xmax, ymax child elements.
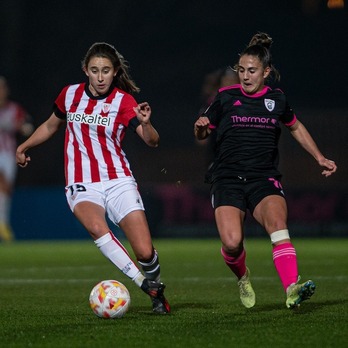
<box><xmin>84</xmin><ymin>57</ymin><xmax>117</xmax><ymax>96</ymax></box>
<box><xmin>238</xmin><ymin>55</ymin><xmax>270</xmax><ymax>94</ymax></box>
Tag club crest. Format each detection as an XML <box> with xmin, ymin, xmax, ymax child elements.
<box><xmin>102</xmin><ymin>103</ymin><xmax>111</xmax><ymax>114</ymax></box>
<box><xmin>264</xmin><ymin>99</ymin><xmax>275</xmax><ymax>112</ymax></box>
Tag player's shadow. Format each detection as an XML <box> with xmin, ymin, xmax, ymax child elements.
<box><xmin>133</xmin><ymin>302</ymin><xmax>215</xmax><ymax>315</ymax></box>
<box><xmin>251</xmin><ymin>298</ymin><xmax>347</xmax><ymax>314</ymax></box>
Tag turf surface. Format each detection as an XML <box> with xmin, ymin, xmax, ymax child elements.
<box><xmin>0</xmin><ymin>238</ymin><xmax>347</xmax><ymax>347</ymax></box>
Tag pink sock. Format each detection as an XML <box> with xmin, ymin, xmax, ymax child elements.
<box><xmin>273</xmin><ymin>242</ymin><xmax>298</xmax><ymax>291</ymax></box>
<box><xmin>221</xmin><ymin>247</ymin><xmax>247</xmax><ymax>279</ymax></box>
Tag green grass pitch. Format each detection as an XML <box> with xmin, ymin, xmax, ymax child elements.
<box><xmin>0</xmin><ymin>238</ymin><xmax>347</xmax><ymax>347</ymax></box>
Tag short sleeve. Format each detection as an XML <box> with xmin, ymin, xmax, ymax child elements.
<box><xmin>202</xmin><ymin>93</ymin><xmax>222</xmax><ymax>128</ymax></box>
<box><xmin>116</xmin><ymin>93</ymin><xmax>138</xmax><ymax>127</ymax></box>
<box><xmin>280</xmin><ymin>100</ymin><xmax>297</xmax><ymax>126</ymax></box>
<box><xmin>53</xmin><ymin>86</ymin><xmax>70</xmax><ymax>119</ymax></box>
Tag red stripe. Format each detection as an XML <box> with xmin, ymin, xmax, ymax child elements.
<box><xmin>112</xmin><ymin>97</ymin><xmax>131</xmax><ymax>177</ymax></box>
<box><xmin>109</xmin><ymin>231</ymin><xmax>139</xmax><ymax>268</ymax></box>
<box><xmin>68</xmin><ymin>84</ymin><xmax>85</xmax><ymax>183</ymax></box>
<box><xmin>98</xmin><ymin>90</ymin><xmax>118</xmax><ymax>180</ymax></box>
<box><xmin>64</xmin><ymin>128</ymin><xmax>69</xmax><ymax>183</ymax></box>
<box><xmin>83</xmin><ymin>98</ymin><xmax>100</xmax><ymax>182</ymax></box>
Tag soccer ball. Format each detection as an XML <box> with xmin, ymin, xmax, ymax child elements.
<box><xmin>89</xmin><ymin>280</ymin><xmax>131</xmax><ymax>318</ymax></box>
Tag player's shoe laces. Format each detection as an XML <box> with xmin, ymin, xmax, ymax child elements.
<box><xmin>237</xmin><ymin>267</ymin><xmax>256</xmax><ymax>308</ymax></box>
<box><xmin>286</xmin><ymin>278</ymin><xmax>316</xmax><ymax>309</ymax></box>
<box><xmin>141</xmin><ymin>279</ymin><xmax>171</xmax><ymax>314</ymax></box>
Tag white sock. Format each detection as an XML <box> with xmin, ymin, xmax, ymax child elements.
<box><xmin>95</xmin><ymin>232</ymin><xmax>144</xmax><ymax>284</ymax></box>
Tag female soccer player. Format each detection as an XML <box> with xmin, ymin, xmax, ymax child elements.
<box><xmin>194</xmin><ymin>32</ymin><xmax>337</xmax><ymax>309</ymax></box>
<box><xmin>0</xmin><ymin>76</ymin><xmax>33</xmax><ymax>241</ymax></box>
<box><xmin>16</xmin><ymin>42</ymin><xmax>170</xmax><ymax>314</ymax></box>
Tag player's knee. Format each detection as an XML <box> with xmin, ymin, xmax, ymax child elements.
<box><xmin>87</xmin><ymin>222</ymin><xmax>109</xmax><ymax>240</ymax></box>
<box><xmin>221</xmin><ymin>240</ymin><xmax>243</xmax><ymax>256</ymax></box>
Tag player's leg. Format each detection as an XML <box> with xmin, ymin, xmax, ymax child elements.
<box><xmin>215</xmin><ymin>205</ymin><xmax>255</xmax><ymax>308</ymax></box>
<box><xmin>106</xmin><ymin>179</ymin><xmax>170</xmax><ymax>313</ymax></box>
<box><xmin>253</xmin><ymin>194</ymin><xmax>315</xmax><ymax>308</ymax></box>
<box><xmin>119</xmin><ymin>210</ymin><xmax>170</xmax><ymax>314</ymax></box>
<box><xmin>73</xmin><ymin>201</ymin><xmax>144</xmax><ymax>283</ymax></box>
<box><xmin>66</xmin><ymin>182</ymin><xmax>145</xmax><ymax>287</ymax></box>
<box><xmin>0</xmin><ymin>170</ymin><xmax>14</xmax><ymax>242</ymax></box>
<box><xmin>0</xmin><ymin>153</ymin><xmax>17</xmax><ymax>241</ymax></box>
<box><xmin>118</xmin><ymin>209</ymin><xmax>159</xmax><ymax>280</ymax></box>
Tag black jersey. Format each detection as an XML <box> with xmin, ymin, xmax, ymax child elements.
<box><xmin>203</xmin><ymin>84</ymin><xmax>296</xmax><ymax>183</ymax></box>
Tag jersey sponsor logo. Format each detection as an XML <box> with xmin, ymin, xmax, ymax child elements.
<box><xmin>231</xmin><ymin>115</ymin><xmax>272</xmax><ymax>124</ymax></box>
<box><xmin>230</xmin><ymin>115</ymin><xmax>277</xmax><ymax>129</ymax></box>
<box><xmin>67</xmin><ymin>112</ymin><xmax>111</xmax><ymax>127</ymax></box>
<box><xmin>264</xmin><ymin>98</ymin><xmax>275</xmax><ymax>112</ymax></box>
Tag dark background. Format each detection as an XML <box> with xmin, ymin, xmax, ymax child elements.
<box><xmin>1</xmin><ymin>0</ymin><xmax>347</xmax><ymax>187</ymax></box>
<box><xmin>0</xmin><ymin>0</ymin><xmax>347</xmax><ymax>238</ymax></box>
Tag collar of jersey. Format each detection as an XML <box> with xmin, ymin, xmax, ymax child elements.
<box><xmin>240</xmin><ymin>85</ymin><xmax>271</xmax><ymax>98</ymax></box>
<box><xmin>84</xmin><ymin>83</ymin><xmax>114</xmax><ymax>100</ymax></box>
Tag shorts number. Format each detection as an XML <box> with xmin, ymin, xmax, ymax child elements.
<box><xmin>68</xmin><ymin>184</ymin><xmax>87</xmax><ymax>196</ymax></box>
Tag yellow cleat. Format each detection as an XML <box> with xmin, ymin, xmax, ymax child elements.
<box><xmin>237</xmin><ymin>267</ymin><xmax>256</xmax><ymax>308</ymax></box>
<box><xmin>0</xmin><ymin>223</ymin><xmax>14</xmax><ymax>242</ymax></box>
<box><xmin>286</xmin><ymin>279</ymin><xmax>316</xmax><ymax>309</ymax></box>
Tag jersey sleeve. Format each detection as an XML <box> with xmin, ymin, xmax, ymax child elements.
<box><xmin>202</xmin><ymin>93</ymin><xmax>222</xmax><ymax>129</ymax></box>
<box><xmin>129</xmin><ymin>117</ymin><xmax>140</xmax><ymax>132</ymax></box>
<box><xmin>116</xmin><ymin>93</ymin><xmax>139</xmax><ymax>127</ymax></box>
<box><xmin>53</xmin><ymin>86</ymin><xmax>70</xmax><ymax>120</ymax></box>
<box><xmin>280</xmin><ymin>100</ymin><xmax>297</xmax><ymax>127</ymax></box>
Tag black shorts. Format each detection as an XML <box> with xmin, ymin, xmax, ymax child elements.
<box><xmin>211</xmin><ymin>176</ymin><xmax>285</xmax><ymax>213</ymax></box>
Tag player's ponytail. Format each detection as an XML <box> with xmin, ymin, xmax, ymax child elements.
<box><xmin>114</xmin><ymin>51</ymin><xmax>140</xmax><ymax>94</ymax></box>
<box><xmin>248</xmin><ymin>32</ymin><xmax>273</xmax><ymax>49</ymax></box>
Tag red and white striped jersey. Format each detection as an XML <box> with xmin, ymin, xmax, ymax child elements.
<box><xmin>54</xmin><ymin>83</ymin><xmax>139</xmax><ymax>186</ymax></box>
<box><xmin>0</xmin><ymin>101</ymin><xmax>28</xmax><ymax>154</ymax></box>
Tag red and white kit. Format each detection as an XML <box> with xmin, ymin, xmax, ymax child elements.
<box><xmin>54</xmin><ymin>83</ymin><xmax>139</xmax><ymax>187</ymax></box>
<box><xmin>0</xmin><ymin>101</ymin><xmax>29</xmax><ymax>183</ymax></box>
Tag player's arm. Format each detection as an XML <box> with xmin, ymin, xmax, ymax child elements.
<box><xmin>16</xmin><ymin>112</ymin><xmax>65</xmax><ymax>167</ymax></box>
<box><xmin>133</xmin><ymin>102</ymin><xmax>160</xmax><ymax>147</ymax></box>
<box><xmin>194</xmin><ymin>116</ymin><xmax>211</xmax><ymax>140</ymax></box>
<box><xmin>288</xmin><ymin>119</ymin><xmax>337</xmax><ymax>177</ymax></box>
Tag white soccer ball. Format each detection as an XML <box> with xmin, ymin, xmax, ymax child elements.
<box><xmin>89</xmin><ymin>280</ymin><xmax>131</xmax><ymax>319</ymax></box>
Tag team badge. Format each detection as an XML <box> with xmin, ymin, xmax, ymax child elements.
<box><xmin>264</xmin><ymin>99</ymin><xmax>275</xmax><ymax>112</ymax></box>
<box><xmin>102</xmin><ymin>103</ymin><xmax>111</xmax><ymax>113</ymax></box>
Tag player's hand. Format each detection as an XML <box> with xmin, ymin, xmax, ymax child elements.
<box><xmin>16</xmin><ymin>150</ymin><xmax>31</xmax><ymax>168</ymax></box>
<box><xmin>133</xmin><ymin>102</ymin><xmax>151</xmax><ymax>125</ymax></box>
<box><xmin>194</xmin><ymin>116</ymin><xmax>210</xmax><ymax>130</ymax></box>
<box><xmin>194</xmin><ymin>116</ymin><xmax>211</xmax><ymax>140</ymax></box>
<box><xmin>318</xmin><ymin>158</ymin><xmax>337</xmax><ymax>177</ymax></box>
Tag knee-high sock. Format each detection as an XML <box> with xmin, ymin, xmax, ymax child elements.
<box><xmin>221</xmin><ymin>247</ymin><xmax>247</xmax><ymax>279</ymax></box>
<box><xmin>94</xmin><ymin>231</ymin><xmax>144</xmax><ymax>286</ymax></box>
<box><xmin>273</xmin><ymin>242</ymin><xmax>298</xmax><ymax>291</ymax></box>
<box><xmin>138</xmin><ymin>249</ymin><xmax>161</xmax><ymax>282</ymax></box>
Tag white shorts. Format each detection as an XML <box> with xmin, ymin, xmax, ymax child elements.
<box><xmin>65</xmin><ymin>177</ymin><xmax>145</xmax><ymax>225</ymax></box>
<box><xmin>0</xmin><ymin>152</ymin><xmax>16</xmax><ymax>184</ymax></box>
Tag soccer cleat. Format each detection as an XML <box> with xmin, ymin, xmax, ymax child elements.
<box><xmin>0</xmin><ymin>223</ymin><xmax>14</xmax><ymax>242</ymax></box>
<box><xmin>141</xmin><ymin>279</ymin><xmax>171</xmax><ymax>314</ymax></box>
<box><xmin>286</xmin><ymin>279</ymin><xmax>316</xmax><ymax>309</ymax></box>
<box><xmin>237</xmin><ymin>267</ymin><xmax>256</xmax><ymax>308</ymax></box>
